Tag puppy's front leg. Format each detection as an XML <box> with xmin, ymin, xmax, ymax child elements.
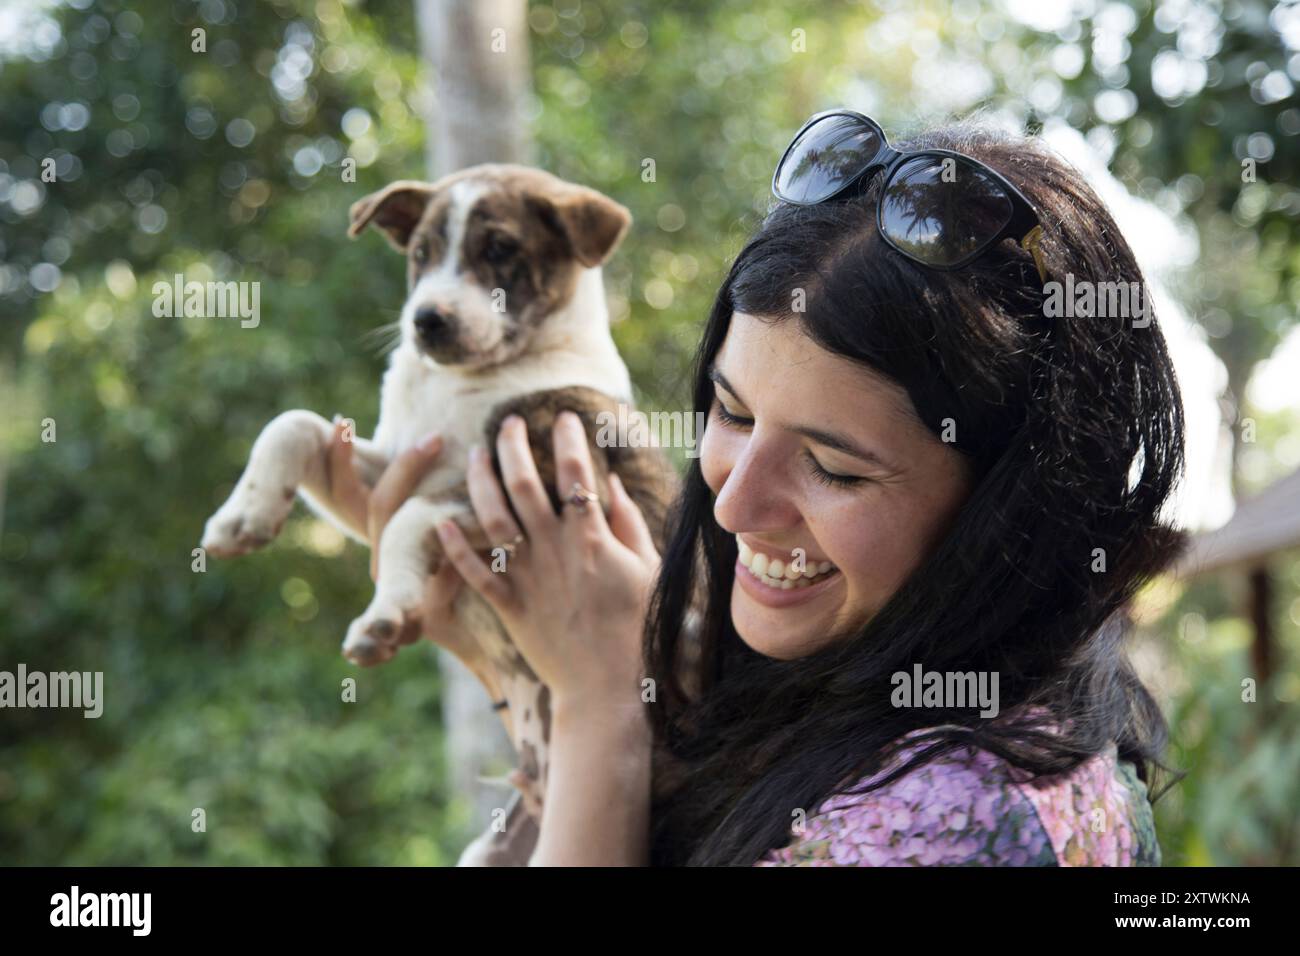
<box><xmin>201</xmin><ymin>409</ymin><xmax>385</xmax><ymax>556</ymax></box>
<box><xmin>341</xmin><ymin>496</ymin><xmax>488</xmax><ymax>666</ymax></box>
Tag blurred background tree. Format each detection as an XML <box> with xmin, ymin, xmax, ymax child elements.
<box><xmin>1</xmin><ymin>0</ymin><xmax>1296</xmax><ymax>864</ymax></box>
<box><xmin>412</xmin><ymin>0</ymin><xmax>536</xmax><ymax>844</ymax></box>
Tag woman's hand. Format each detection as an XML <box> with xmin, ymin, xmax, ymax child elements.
<box><xmin>433</xmin><ymin>411</ymin><xmax>661</xmax><ymax>710</ymax></box>
<box><xmin>324</xmin><ymin>417</ymin><xmax>491</xmax><ymax>678</ymax></box>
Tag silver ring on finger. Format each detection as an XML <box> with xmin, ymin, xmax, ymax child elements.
<box><xmin>565</xmin><ymin>481</ymin><xmax>600</xmax><ymax>514</ymax></box>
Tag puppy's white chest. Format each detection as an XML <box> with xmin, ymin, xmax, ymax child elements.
<box><xmin>373</xmin><ymin>333</ymin><xmax>632</xmax><ymax>465</ymax></box>
<box><xmin>373</xmin><ymin>349</ymin><xmax>494</xmax><ymax>462</ymax></box>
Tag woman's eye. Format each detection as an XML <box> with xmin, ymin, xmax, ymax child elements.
<box><xmin>804</xmin><ymin>451</ymin><xmax>866</xmax><ymax>488</ymax></box>
<box><xmin>711</xmin><ymin>400</ymin><xmax>862</xmax><ymax>486</ymax></box>
<box><xmin>712</xmin><ymin>398</ymin><xmax>752</xmax><ymax>428</ymax></box>
<box><xmin>710</xmin><ymin>395</ymin><xmax>864</xmax><ymax>488</ymax></box>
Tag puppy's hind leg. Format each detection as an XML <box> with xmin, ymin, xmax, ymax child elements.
<box><xmin>341</xmin><ymin>497</ymin><xmax>488</xmax><ymax>666</ymax></box>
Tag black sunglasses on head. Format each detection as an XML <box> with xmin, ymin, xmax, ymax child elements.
<box><xmin>772</xmin><ymin>110</ymin><xmax>1046</xmax><ymax>281</ymax></box>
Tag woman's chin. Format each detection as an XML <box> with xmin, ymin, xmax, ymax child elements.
<box><xmin>729</xmin><ymin>576</ymin><xmax>845</xmax><ymax>660</ymax></box>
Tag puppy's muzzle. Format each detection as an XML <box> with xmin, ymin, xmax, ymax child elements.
<box><xmin>414</xmin><ymin>306</ymin><xmax>457</xmax><ymax>349</ymax></box>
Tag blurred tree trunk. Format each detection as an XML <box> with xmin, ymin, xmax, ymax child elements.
<box><xmin>1221</xmin><ymin>352</ymin><xmax>1278</xmax><ymax>692</ymax></box>
<box><xmin>412</xmin><ymin>0</ymin><xmax>533</xmax><ymax>833</ymax></box>
<box><xmin>415</xmin><ymin>0</ymin><xmax>532</xmax><ymax>175</ymax></box>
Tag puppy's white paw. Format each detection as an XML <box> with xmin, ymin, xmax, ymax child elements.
<box><xmin>201</xmin><ymin>484</ymin><xmax>295</xmax><ymax>558</ymax></box>
<box><xmin>341</xmin><ymin>597</ymin><xmax>422</xmax><ymax>667</ymax></box>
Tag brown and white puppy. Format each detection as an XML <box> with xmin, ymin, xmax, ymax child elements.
<box><xmin>199</xmin><ymin>165</ymin><xmax>678</xmax><ymax>861</ymax></box>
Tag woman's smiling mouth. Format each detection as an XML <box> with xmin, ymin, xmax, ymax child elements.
<box><xmin>734</xmin><ymin>534</ymin><xmax>842</xmax><ymax>607</ymax></box>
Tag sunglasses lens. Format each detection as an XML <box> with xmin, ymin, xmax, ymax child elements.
<box><xmin>880</xmin><ymin>155</ymin><xmax>1014</xmax><ymax>267</ymax></box>
<box><xmin>775</xmin><ymin>114</ymin><xmax>884</xmax><ymax>203</ymax></box>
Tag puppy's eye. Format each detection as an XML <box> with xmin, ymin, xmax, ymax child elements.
<box><xmin>412</xmin><ymin>243</ymin><xmax>429</xmax><ymax>265</ymax></box>
<box><xmin>484</xmin><ymin>235</ymin><xmax>518</xmax><ymax>265</ymax></box>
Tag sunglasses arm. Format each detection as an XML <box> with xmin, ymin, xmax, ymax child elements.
<box><xmin>1020</xmin><ymin>225</ymin><xmax>1047</xmax><ymax>283</ymax></box>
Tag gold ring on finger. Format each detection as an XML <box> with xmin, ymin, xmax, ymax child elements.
<box><xmin>497</xmin><ymin>532</ymin><xmax>525</xmax><ymax>557</ymax></box>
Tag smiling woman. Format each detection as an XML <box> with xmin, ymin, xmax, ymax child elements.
<box><xmin>642</xmin><ymin>119</ymin><xmax>1187</xmax><ymax>866</ymax></box>
<box><xmin>699</xmin><ymin>314</ymin><xmax>975</xmax><ymax>661</ymax></box>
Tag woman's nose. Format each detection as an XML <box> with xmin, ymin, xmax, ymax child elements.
<box><xmin>712</xmin><ymin>436</ymin><xmax>801</xmax><ymax>536</ymax></box>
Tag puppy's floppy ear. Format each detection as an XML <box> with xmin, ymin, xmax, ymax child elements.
<box><xmin>347</xmin><ymin>181</ymin><xmax>436</xmax><ymax>251</ymax></box>
<box><xmin>539</xmin><ymin>186</ymin><xmax>632</xmax><ymax>268</ymax></box>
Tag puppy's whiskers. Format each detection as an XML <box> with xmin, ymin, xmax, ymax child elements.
<box><xmin>361</xmin><ymin>318</ymin><xmax>403</xmax><ymax>356</ymax></box>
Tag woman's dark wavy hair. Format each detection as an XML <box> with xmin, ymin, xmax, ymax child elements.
<box><xmin>644</xmin><ymin>121</ymin><xmax>1188</xmax><ymax>867</ymax></box>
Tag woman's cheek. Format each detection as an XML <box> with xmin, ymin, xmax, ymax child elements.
<box><xmin>833</xmin><ymin>510</ymin><xmax>926</xmax><ymax>612</ymax></box>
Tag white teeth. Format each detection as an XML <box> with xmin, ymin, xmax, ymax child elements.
<box><xmin>735</xmin><ymin>535</ymin><xmax>838</xmax><ymax>588</ymax></box>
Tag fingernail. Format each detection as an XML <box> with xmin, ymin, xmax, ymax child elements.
<box><xmin>418</xmin><ymin>431</ymin><xmax>441</xmax><ymax>453</ymax></box>
<box><xmin>436</xmin><ymin>519</ymin><xmax>456</xmax><ymax>537</ymax></box>
<box><xmin>501</xmin><ymin>414</ymin><xmax>523</xmax><ymax>431</ymax></box>
<box><xmin>468</xmin><ymin>443</ymin><xmax>483</xmax><ymax>462</ymax></box>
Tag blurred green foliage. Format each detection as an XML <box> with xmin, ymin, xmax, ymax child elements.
<box><xmin>1144</xmin><ymin>547</ymin><xmax>1300</xmax><ymax>866</ymax></box>
<box><xmin>1</xmin><ymin>0</ymin><xmax>1297</xmax><ymax>864</ymax></box>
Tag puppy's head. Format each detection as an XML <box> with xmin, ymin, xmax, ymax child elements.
<box><xmin>348</xmin><ymin>165</ymin><xmax>631</xmax><ymax>369</ymax></box>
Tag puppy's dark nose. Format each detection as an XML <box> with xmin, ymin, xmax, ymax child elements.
<box><xmin>414</xmin><ymin>307</ymin><xmax>455</xmax><ymax>347</ymax></box>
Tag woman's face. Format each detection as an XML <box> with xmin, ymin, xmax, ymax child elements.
<box><xmin>699</xmin><ymin>312</ymin><xmax>975</xmax><ymax>660</ymax></box>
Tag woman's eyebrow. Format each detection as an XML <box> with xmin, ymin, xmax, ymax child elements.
<box><xmin>790</xmin><ymin>424</ymin><xmax>896</xmax><ymax>471</ymax></box>
<box><xmin>707</xmin><ymin>363</ymin><xmax>896</xmax><ymax>471</ymax></box>
<box><xmin>707</xmin><ymin>364</ymin><xmax>742</xmax><ymax>402</ymax></box>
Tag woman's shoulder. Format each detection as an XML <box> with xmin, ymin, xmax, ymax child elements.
<box><xmin>754</xmin><ymin>730</ymin><xmax>1160</xmax><ymax>867</ymax></box>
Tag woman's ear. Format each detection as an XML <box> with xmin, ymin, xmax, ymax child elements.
<box><xmin>347</xmin><ymin>181</ymin><xmax>437</xmax><ymax>251</ymax></box>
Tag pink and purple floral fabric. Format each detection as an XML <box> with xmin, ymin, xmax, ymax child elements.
<box><xmin>755</xmin><ymin>735</ymin><xmax>1159</xmax><ymax>867</ymax></box>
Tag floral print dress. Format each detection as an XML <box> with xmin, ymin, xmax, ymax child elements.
<box><xmin>754</xmin><ymin>734</ymin><xmax>1160</xmax><ymax>867</ymax></box>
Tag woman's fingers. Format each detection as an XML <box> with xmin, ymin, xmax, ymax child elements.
<box><xmin>424</xmin><ymin>551</ymin><xmax>465</xmax><ymax>610</ymax></box>
<box><xmin>418</xmin><ymin>555</ymin><xmax>495</xmax><ymax>668</ymax></box>
<box><xmin>466</xmin><ymin>443</ymin><xmax>526</xmax><ymax>551</ymax></box>
<box><xmin>435</xmin><ymin>518</ymin><xmax>515</xmax><ymax>613</ymax></box>
<box><xmin>606</xmin><ymin>472</ymin><xmax>658</xmax><ymax>562</ymax></box>
<box><xmin>552</xmin><ymin>410</ymin><xmax>610</xmax><ymax>539</ymax></box>
<box><xmin>495</xmin><ymin>415</ymin><xmax>558</xmax><ymax>537</ymax></box>
<box><xmin>369</xmin><ymin>432</ymin><xmax>444</xmax><ymax>528</ymax></box>
<box><xmin>327</xmin><ymin>416</ymin><xmax>370</xmax><ymax>535</ymax></box>
<box><xmin>368</xmin><ymin>431</ymin><xmax>444</xmax><ymax>580</ymax></box>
